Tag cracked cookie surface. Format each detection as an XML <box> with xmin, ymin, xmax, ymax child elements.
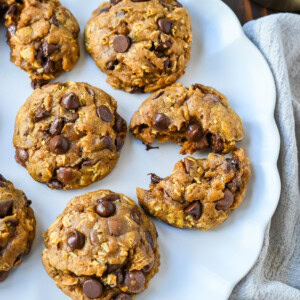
<box><xmin>5</xmin><ymin>0</ymin><xmax>80</xmax><ymax>87</ymax></box>
<box><xmin>13</xmin><ymin>81</ymin><xmax>127</xmax><ymax>190</ymax></box>
<box><xmin>85</xmin><ymin>0</ymin><xmax>192</xmax><ymax>93</ymax></box>
<box><xmin>137</xmin><ymin>148</ymin><xmax>251</xmax><ymax>230</ymax></box>
<box><xmin>0</xmin><ymin>175</ymin><xmax>36</xmax><ymax>282</ymax></box>
<box><xmin>42</xmin><ymin>190</ymin><xmax>160</xmax><ymax>300</ymax></box>
<box><xmin>130</xmin><ymin>83</ymin><xmax>244</xmax><ymax>154</ymax></box>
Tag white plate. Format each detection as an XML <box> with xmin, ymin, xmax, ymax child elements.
<box><xmin>0</xmin><ymin>0</ymin><xmax>280</xmax><ymax>299</ymax></box>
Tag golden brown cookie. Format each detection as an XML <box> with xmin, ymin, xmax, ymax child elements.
<box><xmin>5</xmin><ymin>0</ymin><xmax>80</xmax><ymax>88</ymax></box>
<box><xmin>85</xmin><ymin>0</ymin><xmax>192</xmax><ymax>93</ymax></box>
<box><xmin>137</xmin><ymin>148</ymin><xmax>251</xmax><ymax>230</ymax></box>
<box><xmin>0</xmin><ymin>174</ymin><xmax>36</xmax><ymax>282</ymax></box>
<box><xmin>42</xmin><ymin>190</ymin><xmax>160</xmax><ymax>300</ymax></box>
<box><xmin>130</xmin><ymin>83</ymin><xmax>244</xmax><ymax>154</ymax></box>
<box><xmin>13</xmin><ymin>82</ymin><xmax>127</xmax><ymax>190</ymax></box>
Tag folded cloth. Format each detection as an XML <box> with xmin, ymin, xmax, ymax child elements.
<box><xmin>230</xmin><ymin>13</ymin><xmax>300</xmax><ymax>300</ymax></box>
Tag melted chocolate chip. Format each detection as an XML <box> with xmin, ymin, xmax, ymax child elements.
<box><xmin>211</xmin><ymin>135</ymin><xmax>224</xmax><ymax>153</ymax></box>
<box><xmin>50</xmin><ymin>15</ymin><xmax>59</xmax><ymax>26</ymax></box>
<box><xmin>0</xmin><ymin>200</ymin><xmax>13</xmax><ymax>218</ymax></box>
<box><xmin>106</xmin><ymin>60</ymin><xmax>119</xmax><ymax>70</ymax></box>
<box><xmin>33</xmin><ymin>107</ymin><xmax>50</xmax><ymax>122</ymax></box>
<box><xmin>130</xmin><ymin>207</ymin><xmax>142</xmax><ymax>224</ymax></box>
<box><xmin>43</xmin><ymin>58</ymin><xmax>56</xmax><ymax>74</ymax></box>
<box><xmin>49</xmin><ymin>135</ymin><xmax>70</xmax><ymax>154</ymax></box>
<box><xmin>184</xmin><ymin>201</ymin><xmax>202</xmax><ymax>220</ymax></box>
<box><xmin>153</xmin><ymin>113</ymin><xmax>170</xmax><ymax>131</ymax></box>
<box><xmin>113</xmin><ymin>35</ymin><xmax>131</xmax><ymax>53</ymax></box>
<box><xmin>42</xmin><ymin>42</ymin><xmax>59</xmax><ymax>56</ymax></box>
<box><xmin>108</xmin><ymin>219</ymin><xmax>125</xmax><ymax>236</ymax></box>
<box><xmin>15</xmin><ymin>149</ymin><xmax>28</xmax><ymax>167</ymax></box>
<box><xmin>227</xmin><ymin>177</ymin><xmax>241</xmax><ymax>193</ymax></box>
<box><xmin>96</xmin><ymin>200</ymin><xmax>116</xmax><ymax>217</ymax></box>
<box><xmin>115</xmin><ymin>137</ymin><xmax>124</xmax><ymax>152</ymax></box>
<box><xmin>145</xmin><ymin>231</ymin><xmax>155</xmax><ymax>250</ymax></box>
<box><xmin>49</xmin><ymin>118</ymin><xmax>63</xmax><ymax>135</ymax></box>
<box><xmin>64</xmin><ymin>113</ymin><xmax>79</xmax><ymax>123</ymax></box>
<box><xmin>195</xmin><ymin>135</ymin><xmax>209</xmax><ymax>150</ymax></box>
<box><xmin>83</xmin><ymin>279</ymin><xmax>103</xmax><ymax>299</ymax></box>
<box><xmin>106</xmin><ymin>264</ymin><xmax>122</xmax><ymax>273</ymax></box>
<box><xmin>86</xmin><ymin>87</ymin><xmax>95</xmax><ymax>97</ymax></box>
<box><xmin>113</xmin><ymin>113</ymin><xmax>126</xmax><ymax>133</ymax></box>
<box><xmin>225</xmin><ymin>158</ymin><xmax>240</xmax><ymax>173</ymax></box>
<box><xmin>31</xmin><ymin>79</ymin><xmax>49</xmax><ymax>89</ymax></box>
<box><xmin>157</xmin><ymin>18</ymin><xmax>173</xmax><ymax>34</ymax></box>
<box><xmin>216</xmin><ymin>189</ymin><xmax>234</xmax><ymax>211</ymax></box>
<box><xmin>124</xmin><ymin>271</ymin><xmax>145</xmax><ymax>293</ymax></box>
<box><xmin>130</xmin><ymin>86</ymin><xmax>144</xmax><ymax>94</ymax></box>
<box><xmin>48</xmin><ymin>180</ymin><xmax>64</xmax><ymax>190</ymax></box>
<box><xmin>148</xmin><ymin>173</ymin><xmax>162</xmax><ymax>185</ymax></box>
<box><xmin>56</xmin><ymin>167</ymin><xmax>74</xmax><ymax>185</ymax></box>
<box><xmin>186</xmin><ymin>124</ymin><xmax>203</xmax><ymax>142</ymax></box>
<box><xmin>6</xmin><ymin>218</ymin><xmax>18</xmax><ymax>227</ymax></box>
<box><xmin>67</xmin><ymin>230</ymin><xmax>85</xmax><ymax>250</ymax></box>
<box><xmin>99</xmin><ymin>194</ymin><xmax>120</xmax><ymax>202</ymax></box>
<box><xmin>142</xmin><ymin>260</ymin><xmax>154</xmax><ymax>273</ymax></box>
<box><xmin>102</xmin><ymin>136</ymin><xmax>114</xmax><ymax>151</ymax></box>
<box><xmin>61</xmin><ymin>93</ymin><xmax>80</xmax><ymax>110</ymax></box>
<box><xmin>97</xmin><ymin>106</ymin><xmax>113</xmax><ymax>122</ymax></box>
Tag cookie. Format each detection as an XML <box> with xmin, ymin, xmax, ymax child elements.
<box><xmin>137</xmin><ymin>148</ymin><xmax>251</xmax><ymax>230</ymax></box>
<box><xmin>130</xmin><ymin>83</ymin><xmax>244</xmax><ymax>154</ymax></box>
<box><xmin>85</xmin><ymin>0</ymin><xmax>192</xmax><ymax>93</ymax></box>
<box><xmin>5</xmin><ymin>0</ymin><xmax>80</xmax><ymax>88</ymax></box>
<box><xmin>0</xmin><ymin>0</ymin><xmax>13</xmax><ymax>17</ymax></box>
<box><xmin>13</xmin><ymin>82</ymin><xmax>127</xmax><ymax>190</ymax></box>
<box><xmin>0</xmin><ymin>174</ymin><xmax>36</xmax><ymax>282</ymax></box>
<box><xmin>42</xmin><ymin>190</ymin><xmax>160</xmax><ymax>300</ymax></box>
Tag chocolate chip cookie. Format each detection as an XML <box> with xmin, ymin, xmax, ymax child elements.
<box><xmin>13</xmin><ymin>82</ymin><xmax>127</xmax><ymax>190</ymax></box>
<box><xmin>0</xmin><ymin>0</ymin><xmax>14</xmax><ymax>17</ymax></box>
<box><xmin>130</xmin><ymin>83</ymin><xmax>244</xmax><ymax>154</ymax></box>
<box><xmin>5</xmin><ymin>0</ymin><xmax>80</xmax><ymax>88</ymax></box>
<box><xmin>137</xmin><ymin>148</ymin><xmax>251</xmax><ymax>230</ymax></box>
<box><xmin>85</xmin><ymin>0</ymin><xmax>192</xmax><ymax>93</ymax></box>
<box><xmin>0</xmin><ymin>174</ymin><xmax>36</xmax><ymax>282</ymax></box>
<box><xmin>42</xmin><ymin>190</ymin><xmax>160</xmax><ymax>299</ymax></box>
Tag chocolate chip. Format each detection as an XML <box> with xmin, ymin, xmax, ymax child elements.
<box><xmin>96</xmin><ymin>200</ymin><xmax>116</xmax><ymax>217</ymax></box>
<box><xmin>33</xmin><ymin>107</ymin><xmax>50</xmax><ymax>122</ymax></box>
<box><xmin>130</xmin><ymin>86</ymin><xmax>144</xmax><ymax>93</ymax></box>
<box><xmin>49</xmin><ymin>135</ymin><xmax>70</xmax><ymax>154</ymax></box>
<box><xmin>203</xmin><ymin>94</ymin><xmax>220</xmax><ymax>104</ymax></box>
<box><xmin>6</xmin><ymin>218</ymin><xmax>18</xmax><ymax>227</ymax></box>
<box><xmin>130</xmin><ymin>207</ymin><xmax>141</xmax><ymax>224</ymax></box>
<box><xmin>15</xmin><ymin>149</ymin><xmax>28</xmax><ymax>167</ymax></box>
<box><xmin>216</xmin><ymin>189</ymin><xmax>234</xmax><ymax>211</ymax></box>
<box><xmin>108</xmin><ymin>219</ymin><xmax>125</xmax><ymax>236</ymax></box>
<box><xmin>115</xmin><ymin>294</ymin><xmax>132</xmax><ymax>300</ymax></box>
<box><xmin>115</xmin><ymin>137</ymin><xmax>124</xmax><ymax>152</ymax></box>
<box><xmin>99</xmin><ymin>194</ymin><xmax>120</xmax><ymax>202</ymax></box>
<box><xmin>64</xmin><ymin>113</ymin><xmax>79</xmax><ymax>123</ymax></box>
<box><xmin>145</xmin><ymin>144</ymin><xmax>159</xmax><ymax>151</ymax></box>
<box><xmin>85</xmin><ymin>88</ymin><xmax>95</xmax><ymax>98</ymax></box>
<box><xmin>97</xmin><ymin>105</ymin><xmax>113</xmax><ymax>122</ymax></box>
<box><xmin>89</xmin><ymin>229</ymin><xmax>99</xmax><ymax>245</ymax></box>
<box><xmin>99</xmin><ymin>7</ymin><xmax>110</xmax><ymax>14</ymax></box>
<box><xmin>83</xmin><ymin>279</ymin><xmax>103</xmax><ymax>299</ymax></box>
<box><xmin>0</xmin><ymin>271</ymin><xmax>9</xmax><ymax>282</ymax></box>
<box><xmin>0</xmin><ymin>200</ymin><xmax>13</xmax><ymax>218</ymax></box>
<box><xmin>184</xmin><ymin>201</ymin><xmax>202</xmax><ymax>220</ymax></box>
<box><xmin>50</xmin><ymin>15</ymin><xmax>59</xmax><ymax>26</ymax></box>
<box><xmin>227</xmin><ymin>178</ymin><xmax>241</xmax><ymax>193</ymax></box>
<box><xmin>61</xmin><ymin>93</ymin><xmax>80</xmax><ymax>110</ymax></box>
<box><xmin>7</xmin><ymin>25</ymin><xmax>16</xmax><ymax>38</ymax></box>
<box><xmin>113</xmin><ymin>35</ymin><xmax>131</xmax><ymax>53</ymax></box>
<box><xmin>0</xmin><ymin>174</ymin><xmax>6</xmax><ymax>183</ymax></box>
<box><xmin>157</xmin><ymin>18</ymin><xmax>173</xmax><ymax>34</ymax></box>
<box><xmin>102</xmin><ymin>136</ymin><xmax>114</xmax><ymax>151</ymax></box>
<box><xmin>42</xmin><ymin>42</ymin><xmax>59</xmax><ymax>56</ymax></box>
<box><xmin>153</xmin><ymin>91</ymin><xmax>164</xmax><ymax>100</ymax></box>
<box><xmin>56</xmin><ymin>167</ymin><xmax>74</xmax><ymax>185</ymax></box>
<box><xmin>81</xmin><ymin>159</ymin><xmax>94</xmax><ymax>167</ymax></box>
<box><xmin>49</xmin><ymin>118</ymin><xmax>63</xmax><ymax>135</ymax></box>
<box><xmin>145</xmin><ymin>231</ymin><xmax>155</xmax><ymax>250</ymax></box>
<box><xmin>211</xmin><ymin>135</ymin><xmax>224</xmax><ymax>153</ymax></box>
<box><xmin>116</xmin><ymin>271</ymin><xmax>124</xmax><ymax>285</ymax></box>
<box><xmin>5</xmin><ymin>3</ymin><xmax>17</xmax><ymax>17</ymax></box>
<box><xmin>26</xmin><ymin>199</ymin><xmax>32</xmax><ymax>207</ymax></box>
<box><xmin>48</xmin><ymin>180</ymin><xmax>64</xmax><ymax>189</ymax></box>
<box><xmin>67</xmin><ymin>230</ymin><xmax>85</xmax><ymax>250</ymax></box>
<box><xmin>106</xmin><ymin>264</ymin><xmax>122</xmax><ymax>273</ymax></box>
<box><xmin>163</xmin><ymin>57</ymin><xmax>171</xmax><ymax>69</ymax></box>
<box><xmin>124</xmin><ymin>271</ymin><xmax>145</xmax><ymax>293</ymax></box>
<box><xmin>111</xmin><ymin>0</ymin><xmax>122</xmax><ymax>4</ymax></box>
<box><xmin>142</xmin><ymin>260</ymin><xmax>154</xmax><ymax>273</ymax></box>
<box><xmin>153</xmin><ymin>113</ymin><xmax>170</xmax><ymax>131</ymax></box>
<box><xmin>186</xmin><ymin>124</ymin><xmax>203</xmax><ymax>142</ymax></box>
<box><xmin>106</xmin><ymin>60</ymin><xmax>119</xmax><ymax>70</ymax></box>
<box><xmin>31</xmin><ymin>79</ymin><xmax>49</xmax><ymax>89</ymax></box>
<box><xmin>195</xmin><ymin>135</ymin><xmax>209</xmax><ymax>150</ymax></box>
<box><xmin>183</xmin><ymin>158</ymin><xmax>191</xmax><ymax>173</ymax></box>
<box><xmin>148</xmin><ymin>173</ymin><xmax>162</xmax><ymax>185</ymax></box>
<box><xmin>43</xmin><ymin>58</ymin><xmax>56</xmax><ymax>74</ymax></box>
<box><xmin>225</xmin><ymin>158</ymin><xmax>240</xmax><ymax>173</ymax></box>
<box><xmin>113</xmin><ymin>113</ymin><xmax>126</xmax><ymax>133</ymax></box>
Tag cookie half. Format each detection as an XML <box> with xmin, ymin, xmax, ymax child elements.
<box><xmin>5</xmin><ymin>0</ymin><xmax>80</xmax><ymax>87</ymax></box>
<box><xmin>137</xmin><ymin>148</ymin><xmax>251</xmax><ymax>230</ymax></box>
<box><xmin>0</xmin><ymin>175</ymin><xmax>36</xmax><ymax>282</ymax></box>
<box><xmin>42</xmin><ymin>190</ymin><xmax>160</xmax><ymax>300</ymax></box>
<box><xmin>85</xmin><ymin>0</ymin><xmax>192</xmax><ymax>93</ymax></box>
<box><xmin>13</xmin><ymin>82</ymin><xmax>127</xmax><ymax>190</ymax></box>
<box><xmin>130</xmin><ymin>83</ymin><xmax>244</xmax><ymax>154</ymax></box>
